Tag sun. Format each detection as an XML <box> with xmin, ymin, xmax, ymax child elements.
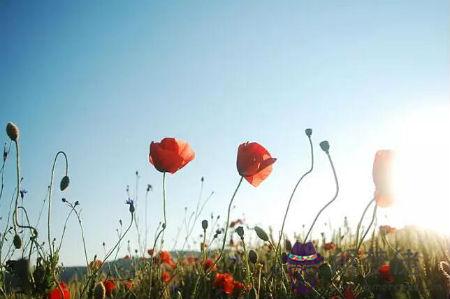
<box><xmin>384</xmin><ymin>104</ymin><xmax>450</xmax><ymax>235</ymax></box>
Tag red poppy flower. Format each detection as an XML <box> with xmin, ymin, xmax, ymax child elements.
<box><xmin>323</xmin><ymin>242</ymin><xmax>337</xmax><ymax>251</ymax></box>
<box><xmin>149</xmin><ymin>138</ymin><xmax>195</xmax><ymax>173</ymax></box>
<box><xmin>161</xmin><ymin>271</ymin><xmax>171</xmax><ymax>283</ymax></box>
<box><xmin>103</xmin><ymin>279</ymin><xmax>116</xmax><ymax>297</ymax></box>
<box><xmin>122</xmin><ymin>280</ymin><xmax>133</xmax><ymax>290</ymax></box>
<box><xmin>203</xmin><ymin>258</ymin><xmax>217</xmax><ymax>272</ymax></box>
<box><xmin>214</xmin><ymin>273</ymin><xmax>235</xmax><ymax>295</ymax></box>
<box><xmin>48</xmin><ymin>282</ymin><xmax>70</xmax><ymax>299</ymax></box>
<box><xmin>379</xmin><ymin>263</ymin><xmax>394</xmax><ymax>283</ymax></box>
<box><xmin>237</xmin><ymin>142</ymin><xmax>276</xmax><ymax>187</ymax></box>
<box><xmin>343</xmin><ymin>286</ymin><xmax>356</xmax><ymax>299</ymax></box>
<box><xmin>373</xmin><ymin>150</ymin><xmax>395</xmax><ymax>207</ymax></box>
<box><xmin>159</xmin><ymin>251</ymin><xmax>176</xmax><ymax>268</ymax></box>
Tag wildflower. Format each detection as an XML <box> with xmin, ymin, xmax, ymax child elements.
<box><xmin>161</xmin><ymin>271</ymin><xmax>171</xmax><ymax>283</ymax></box>
<box><xmin>323</xmin><ymin>242</ymin><xmax>336</xmax><ymax>251</ymax></box>
<box><xmin>236</xmin><ymin>142</ymin><xmax>276</xmax><ymax>187</ymax></box>
<box><xmin>149</xmin><ymin>138</ymin><xmax>195</xmax><ymax>173</ymax></box>
<box><xmin>379</xmin><ymin>263</ymin><xmax>394</xmax><ymax>283</ymax></box>
<box><xmin>103</xmin><ymin>279</ymin><xmax>116</xmax><ymax>297</ymax></box>
<box><xmin>47</xmin><ymin>282</ymin><xmax>70</xmax><ymax>299</ymax></box>
<box><xmin>147</xmin><ymin>248</ymin><xmax>154</xmax><ymax>256</ymax></box>
<box><xmin>379</xmin><ymin>225</ymin><xmax>396</xmax><ymax>235</ymax></box>
<box><xmin>6</xmin><ymin>122</ymin><xmax>19</xmax><ymax>141</ymax></box>
<box><xmin>159</xmin><ymin>251</ymin><xmax>176</xmax><ymax>268</ymax></box>
<box><xmin>214</xmin><ymin>273</ymin><xmax>235</xmax><ymax>295</ymax></box>
<box><xmin>203</xmin><ymin>258</ymin><xmax>217</xmax><ymax>272</ymax></box>
<box><xmin>373</xmin><ymin>150</ymin><xmax>395</xmax><ymax>207</ymax></box>
<box><xmin>233</xmin><ymin>281</ymin><xmax>248</xmax><ymax>295</ymax></box>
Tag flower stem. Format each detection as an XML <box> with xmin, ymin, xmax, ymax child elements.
<box><xmin>354</xmin><ymin>198</ymin><xmax>375</xmax><ymax>248</ymax></box>
<box><xmin>357</xmin><ymin>204</ymin><xmax>377</xmax><ymax>251</ymax></box>
<box><xmin>211</xmin><ymin>176</ymin><xmax>243</xmax><ymax>270</ymax></box>
<box><xmin>276</xmin><ymin>135</ymin><xmax>314</xmax><ymax>255</ymax></box>
<box><xmin>160</xmin><ymin>172</ymin><xmax>167</xmax><ymax>248</ymax></box>
<box><xmin>304</xmin><ymin>150</ymin><xmax>339</xmax><ymax>243</ymax></box>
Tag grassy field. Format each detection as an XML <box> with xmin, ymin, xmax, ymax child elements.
<box><xmin>1</xmin><ymin>123</ymin><xmax>449</xmax><ymax>299</ymax></box>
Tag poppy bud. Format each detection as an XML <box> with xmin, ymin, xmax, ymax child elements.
<box><xmin>305</xmin><ymin>128</ymin><xmax>312</xmax><ymax>137</ymax></box>
<box><xmin>248</xmin><ymin>249</ymin><xmax>258</xmax><ymax>264</ymax></box>
<box><xmin>13</xmin><ymin>234</ymin><xmax>22</xmax><ymax>249</ymax></box>
<box><xmin>3</xmin><ymin>147</ymin><xmax>7</xmax><ymax>162</ymax></box>
<box><xmin>254</xmin><ymin>226</ymin><xmax>269</xmax><ymax>242</ymax></box>
<box><xmin>201</xmin><ymin>220</ymin><xmax>208</xmax><ymax>230</ymax></box>
<box><xmin>93</xmin><ymin>282</ymin><xmax>106</xmax><ymax>299</ymax></box>
<box><xmin>319</xmin><ymin>141</ymin><xmax>330</xmax><ymax>153</ymax></box>
<box><xmin>236</xmin><ymin>226</ymin><xmax>244</xmax><ymax>239</ymax></box>
<box><xmin>60</xmin><ymin>176</ymin><xmax>70</xmax><ymax>191</ymax></box>
<box><xmin>6</xmin><ymin>122</ymin><xmax>19</xmax><ymax>141</ymax></box>
<box><xmin>74</xmin><ymin>201</ymin><xmax>80</xmax><ymax>206</ymax></box>
<box><xmin>318</xmin><ymin>263</ymin><xmax>332</xmax><ymax>283</ymax></box>
<box><xmin>61</xmin><ymin>198</ymin><xmax>66</xmax><ymax>203</ymax></box>
<box><xmin>285</xmin><ymin>239</ymin><xmax>292</xmax><ymax>251</ymax></box>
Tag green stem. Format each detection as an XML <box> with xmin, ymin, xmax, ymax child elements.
<box><xmin>276</xmin><ymin>135</ymin><xmax>314</xmax><ymax>255</ymax></box>
<box><xmin>211</xmin><ymin>176</ymin><xmax>244</xmax><ymax>271</ymax></box>
<box><xmin>304</xmin><ymin>150</ymin><xmax>339</xmax><ymax>243</ymax></box>
<box><xmin>355</xmin><ymin>198</ymin><xmax>375</xmax><ymax>248</ymax></box>
<box><xmin>357</xmin><ymin>204</ymin><xmax>377</xmax><ymax>251</ymax></box>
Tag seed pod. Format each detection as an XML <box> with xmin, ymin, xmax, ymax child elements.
<box><xmin>254</xmin><ymin>226</ymin><xmax>269</xmax><ymax>242</ymax></box>
<box><xmin>318</xmin><ymin>262</ymin><xmax>332</xmax><ymax>283</ymax></box>
<box><xmin>93</xmin><ymin>282</ymin><xmax>106</xmax><ymax>299</ymax></box>
<box><xmin>6</xmin><ymin>122</ymin><xmax>19</xmax><ymax>141</ymax></box>
<box><xmin>320</xmin><ymin>141</ymin><xmax>330</xmax><ymax>153</ymax></box>
<box><xmin>13</xmin><ymin>234</ymin><xmax>22</xmax><ymax>249</ymax></box>
<box><xmin>60</xmin><ymin>176</ymin><xmax>70</xmax><ymax>191</ymax></box>
<box><xmin>201</xmin><ymin>220</ymin><xmax>208</xmax><ymax>230</ymax></box>
<box><xmin>235</xmin><ymin>226</ymin><xmax>244</xmax><ymax>239</ymax></box>
<box><xmin>305</xmin><ymin>128</ymin><xmax>312</xmax><ymax>137</ymax></box>
<box><xmin>248</xmin><ymin>249</ymin><xmax>258</xmax><ymax>264</ymax></box>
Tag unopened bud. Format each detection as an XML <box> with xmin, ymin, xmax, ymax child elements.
<box><xmin>60</xmin><ymin>176</ymin><xmax>70</xmax><ymax>191</ymax></box>
<box><xmin>201</xmin><ymin>219</ymin><xmax>208</xmax><ymax>230</ymax></box>
<box><xmin>320</xmin><ymin>141</ymin><xmax>330</xmax><ymax>153</ymax></box>
<box><xmin>13</xmin><ymin>234</ymin><xmax>22</xmax><ymax>249</ymax></box>
<box><xmin>254</xmin><ymin>226</ymin><xmax>269</xmax><ymax>242</ymax></box>
<box><xmin>6</xmin><ymin>122</ymin><xmax>19</xmax><ymax>141</ymax></box>
<box><xmin>248</xmin><ymin>249</ymin><xmax>258</xmax><ymax>264</ymax></box>
<box><xmin>305</xmin><ymin>128</ymin><xmax>312</xmax><ymax>137</ymax></box>
<box><xmin>235</xmin><ymin>226</ymin><xmax>244</xmax><ymax>239</ymax></box>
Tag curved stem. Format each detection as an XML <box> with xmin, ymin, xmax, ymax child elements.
<box><xmin>47</xmin><ymin>151</ymin><xmax>69</xmax><ymax>257</ymax></box>
<box><xmin>211</xmin><ymin>176</ymin><xmax>244</xmax><ymax>271</ymax></box>
<box><xmin>354</xmin><ymin>198</ymin><xmax>375</xmax><ymax>248</ymax></box>
<box><xmin>304</xmin><ymin>151</ymin><xmax>339</xmax><ymax>243</ymax></box>
<box><xmin>276</xmin><ymin>135</ymin><xmax>314</xmax><ymax>255</ymax></box>
<box><xmin>357</xmin><ymin>204</ymin><xmax>377</xmax><ymax>251</ymax></box>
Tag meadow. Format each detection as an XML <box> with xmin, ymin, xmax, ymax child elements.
<box><xmin>1</xmin><ymin>122</ymin><xmax>449</xmax><ymax>299</ymax></box>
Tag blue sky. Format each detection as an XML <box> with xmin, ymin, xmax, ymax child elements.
<box><xmin>0</xmin><ymin>1</ymin><xmax>448</xmax><ymax>266</ymax></box>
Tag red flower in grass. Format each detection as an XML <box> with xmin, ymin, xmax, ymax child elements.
<box><xmin>48</xmin><ymin>282</ymin><xmax>70</xmax><ymax>299</ymax></box>
<box><xmin>214</xmin><ymin>273</ymin><xmax>235</xmax><ymax>295</ymax></box>
<box><xmin>203</xmin><ymin>258</ymin><xmax>217</xmax><ymax>272</ymax></box>
<box><xmin>103</xmin><ymin>279</ymin><xmax>116</xmax><ymax>297</ymax></box>
<box><xmin>373</xmin><ymin>150</ymin><xmax>395</xmax><ymax>207</ymax></box>
<box><xmin>343</xmin><ymin>286</ymin><xmax>356</xmax><ymax>299</ymax></box>
<box><xmin>323</xmin><ymin>242</ymin><xmax>337</xmax><ymax>251</ymax></box>
<box><xmin>122</xmin><ymin>280</ymin><xmax>133</xmax><ymax>290</ymax></box>
<box><xmin>233</xmin><ymin>281</ymin><xmax>248</xmax><ymax>295</ymax></box>
<box><xmin>149</xmin><ymin>138</ymin><xmax>195</xmax><ymax>173</ymax></box>
<box><xmin>379</xmin><ymin>263</ymin><xmax>394</xmax><ymax>283</ymax></box>
<box><xmin>237</xmin><ymin>142</ymin><xmax>276</xmax><ymax>187</ymax></box>
<box><xmin>161</xmin><ymin>271</ymin><xmax>171</xmax><ymax>283</ymax></box>
<box><xmin>159</xmin><ymin>251</ymin><xmax>176</xmax><ymax>268</ymax></box>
